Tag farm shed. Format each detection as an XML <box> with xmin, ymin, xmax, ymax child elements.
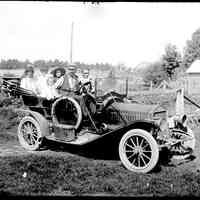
<box><xmin>186</xmin><ymin>60</ymin><xmax>200</xmax><ymax>95</ymax></box>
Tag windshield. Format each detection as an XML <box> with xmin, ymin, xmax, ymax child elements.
<box><xmin>95</xmin><ymin>77</ymin><xmax>127</xmax><ymax>96</ymax></box>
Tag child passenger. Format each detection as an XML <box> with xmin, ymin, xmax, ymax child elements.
<box><xmin>46</xmin><ymin>74</ymin><xmax>61</xmax><ymax>99</ymax></box>
<box><xmin>39</xmin><ymin>74</ymin><xmax>61</xmax><ymax>100</ymax></box>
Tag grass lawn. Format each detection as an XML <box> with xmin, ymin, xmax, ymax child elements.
<box><xmin>0</xmin><ymin>151</ymin><xmax>200</xmax><ymax>196</ymax></box>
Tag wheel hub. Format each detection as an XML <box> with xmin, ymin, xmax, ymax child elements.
<box><xmin>22</xmin><ymin>122</ymin><xmax>38</xmax><ymax>145</ymax></box>
<box><xmin>134</xmin><ymin>146</ymin><xmax>143</xmax><ymax>154</ymax></box>
<box><xmin>26</xmin><ymin>128</ymin><xmax>33</xmax><ymax>135</ymax></box>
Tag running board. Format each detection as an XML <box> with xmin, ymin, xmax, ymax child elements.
<box><xmin>46</xmin><ymin>132</ymin><xmax>100</xmax><ymax>146</ymax></box>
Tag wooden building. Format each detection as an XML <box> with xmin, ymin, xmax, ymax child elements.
<box><xmin>186</xmin><ymin>60</ymin><xmax>200</xmax><ymax>95</ymax></box>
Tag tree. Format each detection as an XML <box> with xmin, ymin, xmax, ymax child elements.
<box><xmin>33</xmin><ymin>60</ymin><xmax>46</xmax><ymax>70</ymax></box>
<box><xmin>143</xmin><ymin>44</ymin><xmax>182</xmax><ymax>85</ymax></box>
<box><xmin>0</xmin><ymin>59</ymin><xmax>8</xmax><ymax>69</ymax></box>
<box><xmin>143</xmin><ymin>61</ymin><xmax>168</xmax><ymax>86</ymax></box>
<box><xmin>162</xmin><ymin>43</ymin><xmax>182</xmax><ymax>80</ymax></box>
<box><xmin>182</xmin><ymin>28</ymin><xmax>200</xmax><ymax>69</ymax></box>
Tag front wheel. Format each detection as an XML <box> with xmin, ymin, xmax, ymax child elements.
<box><xmin>18</xmin><ymin>116</ymin><xmax>43</xmax><ymax>151</ymax></box>
<box><xmin>119</xmin><ymin>129</ymin><xmax>159</xmax><ymax>173</ymax></box>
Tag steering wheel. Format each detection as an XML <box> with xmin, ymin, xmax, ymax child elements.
<box><xmin>59</xmin><ymin>82</ymin><xmax>92</xmax><ymax>96</ymax></box>
<box><xmin>77</xmin><ymin>81</ymin><xmax>92</xmax><ymax>95</ymax></box>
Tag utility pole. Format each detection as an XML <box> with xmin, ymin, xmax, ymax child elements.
<box><xmin>70</xmin><ymin>22</ymin><xmax>74</xmax><ymax>63</ymax></box>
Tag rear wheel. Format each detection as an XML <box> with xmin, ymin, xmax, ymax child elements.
<box><xmin>119</xmin><ymin>129</ymin><xmax>159</xmax><ymax>173</ymax></box>
<box><xmin>18</xmin><ymin>116</ymin><xmax>43</xmax><ymax>151</ymax></box>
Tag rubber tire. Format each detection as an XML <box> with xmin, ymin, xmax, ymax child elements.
<box><xmin>51</xmin><ymin>96</ymin><xmax>82</xmax><ymax>130</ymax></box>
<box><xmin>18</xmin><ymin>116</ymin><xmax>43</xmax><ymax>151</ymax></box>
<box><xmin>119</xmin><ymin>129</ymin><xmax>159</xmax><ymax>173</ymax></box>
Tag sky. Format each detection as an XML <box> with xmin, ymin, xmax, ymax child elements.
<box><xmin>0</xmin><ymin>2</ymin><xmax>200</xmax><ymax>68</ymax></box>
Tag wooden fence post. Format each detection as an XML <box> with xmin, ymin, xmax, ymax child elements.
<box><xmin>175</xmin><ymin>88</ymin><xmax>184</xmax><ymax>116</ymax></box>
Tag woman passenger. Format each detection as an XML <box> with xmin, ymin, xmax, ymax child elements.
<box><xmin>20</xmin><ymin>64</ymin><xmax>40</xmax><ymax>95</ymax></box>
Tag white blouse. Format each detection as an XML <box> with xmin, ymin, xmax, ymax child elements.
<box><xmin>20</xmin><ymin>77</ymin><xmax>40</xmax><ymax>94</ymax></box>
<box><xmin>37</xmin><ymin>75</ymin><xmax>60</xmax><ymax>100</ymax></box>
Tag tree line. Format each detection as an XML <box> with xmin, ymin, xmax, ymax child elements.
<box><xmin>0</xmin><ymin>59</ymin><xmax>121</xmax><ymax>72</ymax></box>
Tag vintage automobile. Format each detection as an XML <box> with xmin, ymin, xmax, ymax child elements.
<box><xmin>0</xmin><ymin>68</ymin><xmax>195</xmax><ymax>173</ymax></box>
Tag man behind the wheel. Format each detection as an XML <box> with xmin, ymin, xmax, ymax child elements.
<box><xmin>54</xmin><ymin>64</ymin><xmax>81</xmax><ymax>96</ymax></box>
<box><xmin>54</xmin><ymin>64</ymin><xmax>91</xmax><ymax>118</ymax></box>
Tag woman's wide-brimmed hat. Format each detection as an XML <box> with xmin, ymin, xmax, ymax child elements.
<box><xmin>51</xmin><ymin>67</ymin><xmax>66</xmax><ymax>77</ymax></box>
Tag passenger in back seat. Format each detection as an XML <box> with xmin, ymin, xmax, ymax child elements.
<box><xmin>20</xmin><ymin>64</ymin><xmax>41</xmax><ymax>95</ymax></box>
<box><xmin>39</xmin><ymin>74</ymin><xmax>61</xmax><ymax>100</ymax></box>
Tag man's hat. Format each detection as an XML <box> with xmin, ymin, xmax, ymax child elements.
<box><xmin>68</xmin><ymin>63</ymin><xmax>76</xmax><ymax>71</ymax></box>
<box><xmin>83</xmin><ymin>69</ymin><xmax>89</xmax><ymax>74</ymax></box>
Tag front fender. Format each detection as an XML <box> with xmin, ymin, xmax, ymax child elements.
<box><xmin>84</xmin><ymin>120</ymin><xmax>159</xmax><ymax>148</ymax></box>
<box><xmin>125</xmin><ymin>120</ymin><xmax>159</xmax><ymax>133</ymax></box>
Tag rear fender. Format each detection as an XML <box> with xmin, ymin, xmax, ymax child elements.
<box><xmin>15</xmin><ymin>108</ymin><xmax>50</xmax><ymax>137</ymax></box>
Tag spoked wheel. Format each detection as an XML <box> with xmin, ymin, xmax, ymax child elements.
<box><xmin>119</xmin><ymin>129</ymin><xmax>159</xmax><ymax>173</ymax></box>
<box><xmin>18</xmin><ymin>116</ymin><xmax>43</xmax><ymax>151</ymax></box>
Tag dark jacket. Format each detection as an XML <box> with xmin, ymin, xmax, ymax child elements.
<box><xmin>59</xmin><ymin>73</ymin><xmax>80</xmax><ymax>94</ymax></box>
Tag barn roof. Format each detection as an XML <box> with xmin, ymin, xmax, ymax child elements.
<box><xmin>186</xmin><ymin>60</ymin><xmax>200</xmax><ymax>73</ymax></box>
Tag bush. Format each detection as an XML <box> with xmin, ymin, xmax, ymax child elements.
<box><xmin>0</xmin><ymin>94</ymin><xmax>22</xmax><ymax>108</ymax></box>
